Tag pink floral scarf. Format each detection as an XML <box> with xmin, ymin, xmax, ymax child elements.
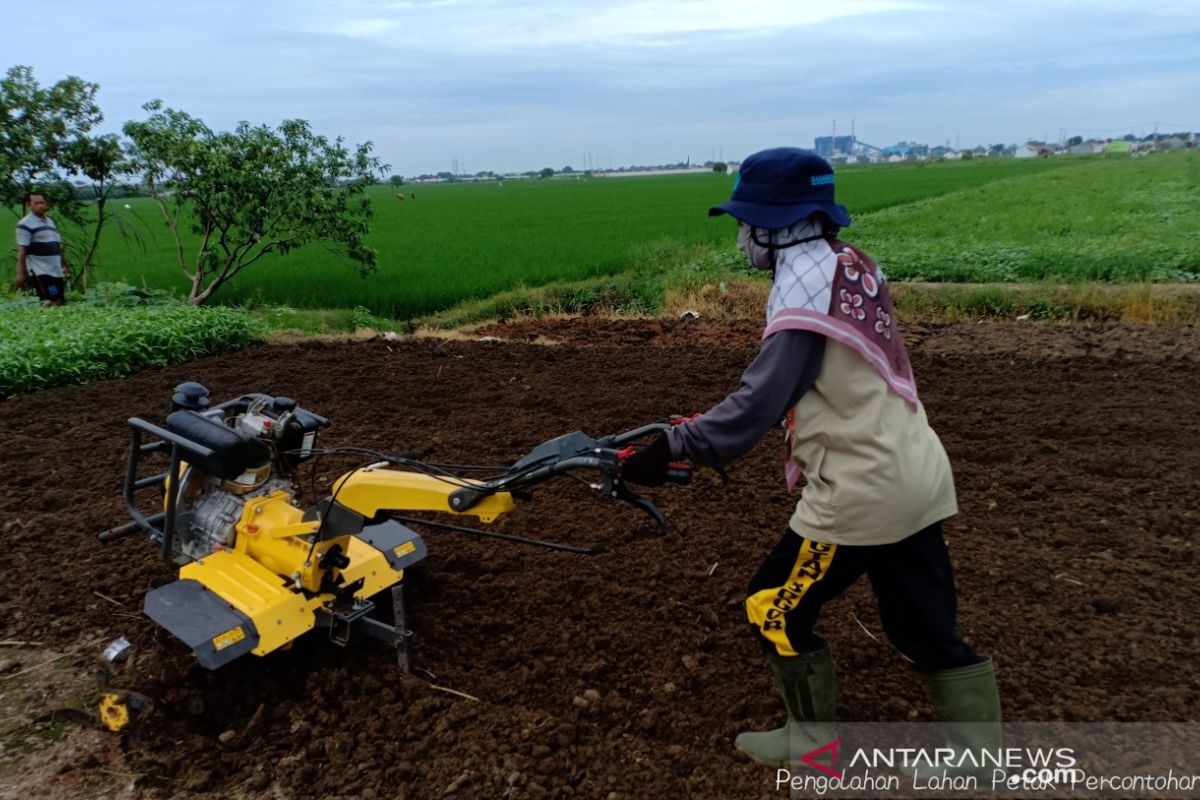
<box><xmin>758</xmin><ymin>225</ymin><xmax>917</xmax><ymax>488</ymax></box>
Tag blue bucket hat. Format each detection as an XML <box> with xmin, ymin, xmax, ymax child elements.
<box><xmin>709</xmin><ymin>147</ymin><xmax>851</xmax><ymax>229</ymax></box>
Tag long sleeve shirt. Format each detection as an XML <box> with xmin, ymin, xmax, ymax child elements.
<box><xmin>665</xmin><ymin>330</ymin><xmax>825</xmax><ymax>469</ymax></box>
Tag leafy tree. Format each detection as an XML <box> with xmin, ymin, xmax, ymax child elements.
<box><xmin>389</xmin><ymin>174</ymin><xmax>405</xmax><ymax>187</ymax></box>
<box><xmin>0</xmin><ymin>65</ymin><xmax>101</xmax><ymax>220</ymax></box>
<box><xmin>123</xmin><ymin>101</ymin><xmax>386</xmax><ymax>304</ymax></box>
<box><xmin>1066</xmin><ymin>135</ymin><xmax>1083</xmax><ymax>148</ymax></box>
<box><xmin>561</xmin><ymin>166</ymin><xmax>574</xmax><ymax>174</ymax></box>
<box><xmin>712</xmin><ymin>162</ymin><xmax>727</xmax><ymax>173</ymax></box>
<box><xmin>538</xmin><ymin>167</ymin><xmax>555</xmax><ymax>179</ymax></box>
<box><xmin>60</xmin><ymin>133</ymin><xmax>135</xmax><ymax>289</ymax></box>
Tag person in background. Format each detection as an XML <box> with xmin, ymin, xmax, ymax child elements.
<box><xmin>15</xmin><ymin>191</ymin><xmax>70</xmax><ymax>306</ymax></box>
<box><xmin>621</xmin><ymin>147</ymin><xmax>1000</xmax><ymax>768</ymax></box>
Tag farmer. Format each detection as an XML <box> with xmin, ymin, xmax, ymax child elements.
<box><xmin>621</xmin><ymin>147</ymin><xmax>1000</xmax><ymax>767</ymax></box>
<box><xmin>15</xmin><ymin>192</ymin><xmax>70</xmax><ymax>306</ymax></box>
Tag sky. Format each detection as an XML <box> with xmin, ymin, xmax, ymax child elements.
<box><xmin>10</xmin><ymin>0</ymin><xmax>1200</xmax><ymax>176</ymax></box>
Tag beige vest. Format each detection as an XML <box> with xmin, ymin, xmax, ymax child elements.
<box><xmin>789</xmin><ymin>340</ymin><xmax>957</xmax><ymax>545</ymax></box>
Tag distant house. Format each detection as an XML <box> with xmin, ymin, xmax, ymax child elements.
<box><xmin>928</xmin><ymin>146</ymin><xmax>962</xmax><ymax>160</ymax></box>
<box><xmin>1015</xmin><ymin>143</ymin><xmax>1055</xmax><ymax>159</ymax></box>
<box><xmin>1068</xmin><ymin>141</ymin><xmax>1102</xmax><ymax>155</ymax></box>
<box><xmin>882</xmin><ymin>142</ymin><xmax>929</xmax><ymax>160</ymax></box>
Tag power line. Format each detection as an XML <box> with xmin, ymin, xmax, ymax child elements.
<box><xmin>1064</xmin><ymin>120</ymin><xmax>1199</xmax><ymax>133</ymax></box>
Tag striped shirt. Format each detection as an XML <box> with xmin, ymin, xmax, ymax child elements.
<box><xmin>16</xmin><ymin>213</ymin><xmax>64</xmax><ymax>278</ymax></box>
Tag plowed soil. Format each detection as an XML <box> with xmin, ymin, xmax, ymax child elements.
<box><xmin>1</xmin><ymin>318</ymin><xmax>1197</xmax><ymax>799</ymax></box>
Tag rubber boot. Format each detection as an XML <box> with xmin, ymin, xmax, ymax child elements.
<box><xmin>734</xmin><ymin>647</ymin><xmax>837</xmax><ymax>767</ymax></box>
<box><xmin>913</xmin><ymin>657</ymin><xmax>1002</xmax><ymax>778</ymax></box>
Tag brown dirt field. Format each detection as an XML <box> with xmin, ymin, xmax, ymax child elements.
<box><xmin>0</xmin><ymin>319</ymin><xmax>1197</xmax><ymax>799</ymax></box>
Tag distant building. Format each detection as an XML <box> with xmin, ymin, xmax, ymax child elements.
<box><xmin>1015</xmin><ymin>143</ymin><xmax>1055</xmax><ymax>158</ymax></box>
<box><xmin>1068</xmin><ymin>141</ymin><xmax>1103</xmax><ymax>155</ymax></box>
<box><xmin>882</xmin><ymin>142</ymin><xmax>930</xmax><ymax>160</ymax></box>
<box><xmin>814</xmin><ymin>136</ymin><xmax>857</xmax><ymax>158</ymax></box>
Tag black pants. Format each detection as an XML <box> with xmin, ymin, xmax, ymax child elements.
<box><xmin>31</xmin><ymin>273</ymin><xmax>66</xmax><ymax>304</ymax></box>
<box><xmin>744</xmin><ymin>521</ymin><xmax>978</xmax><ymax>671</ymax></box>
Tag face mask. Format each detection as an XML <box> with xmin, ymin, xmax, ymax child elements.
<box><xmin>737</xmin><ymin>223</ymin><xmax>776</xmax><ymax>271</ymax></box>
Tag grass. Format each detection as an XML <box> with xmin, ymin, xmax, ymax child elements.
<box><xmin>889</xmin><ymin>282</ymin><xmax>1200</xmax><ymax>323</ymax></box>
<box><xmin>3</xmin><ymin>153</ymin><xmax>1197</xmax><ymax>397</ymax></box>
<box><xmin>0</xmin><ymin>651</ymin><xmax>94</xmax><ymax>773</ymax></box>
<box><xmin>75</xmin><ymin>157</ymin><xmax>1084</xmax><ymax>318</ymax></box>
<box><xmin>853</xmin><ymin>151</ymin><xmax>1200</xmax><ymax>283</ymax></box>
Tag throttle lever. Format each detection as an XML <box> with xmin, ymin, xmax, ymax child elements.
<box><xmin>614</xmin><ymin>481</ymin><xmax>668</xmax><ymax>531</ymax></box>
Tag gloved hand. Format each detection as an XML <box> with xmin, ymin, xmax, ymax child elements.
<box><xmin>620</xmin><ymin>434</ymin><xmax>672</xmax><ymax>487</ymax></box>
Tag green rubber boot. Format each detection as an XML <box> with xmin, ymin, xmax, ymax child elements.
<box><xmin>914</xmin><ymin>658</ymin><xmax>1002</xmax><ymax>778</ymax></box>
<box><xmin>734</xmin><ymin>647</ymin><xmax>837</xmax><ymax>767</ymax></box>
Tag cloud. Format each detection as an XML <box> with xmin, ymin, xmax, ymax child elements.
<box><xmin>7</xmin><ymin>0</ymin><xmax>1199</xmax><ymax>173</ymax></box>
<box><xmin>309</xmin><ymin>0</ymin><xmax>937</xmax><ymax>47</ymax></box>
<box><xmin>331</xmin><ymin>17</ymin><xmax>401</xmax><ymax>37</ymax></box>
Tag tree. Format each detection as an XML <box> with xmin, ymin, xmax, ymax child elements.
<box><xmin>1066</xmin><ymin>135</ymin><xmax>1083</xmax><ymax>148</ymax></box>
<box><xmin>0</xmin><ymin>65</ymin><xmax>101</xmax><ymax>220</ymax></box>
<box><xmin>59</xmin><ymin>133</ymin><xmax>135</xmax><ymax>289</ymax></box>
<box><xmin>389</xmin><ymin>174</ymin><xmax>405</xmax><ymax>187</ymax></box>
<box><xmin>712</xmin><ymin>162</ymin><xmax>727</xmax><ymax>173</ymax></box>
<box><xmin>124</xmin><ymin>101</ymin><xmax>386</xmax><ymax>304</ymax></box>
<box><xmin>538</xmin><ymin>167</ymin><xmax>555</xmax><ymax>179</ymax></box>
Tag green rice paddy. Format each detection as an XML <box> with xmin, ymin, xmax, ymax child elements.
<box><xmin>79</xmin><ymin>152</ymin><xmax>1198</xmax><ymax>318</ymax></box>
